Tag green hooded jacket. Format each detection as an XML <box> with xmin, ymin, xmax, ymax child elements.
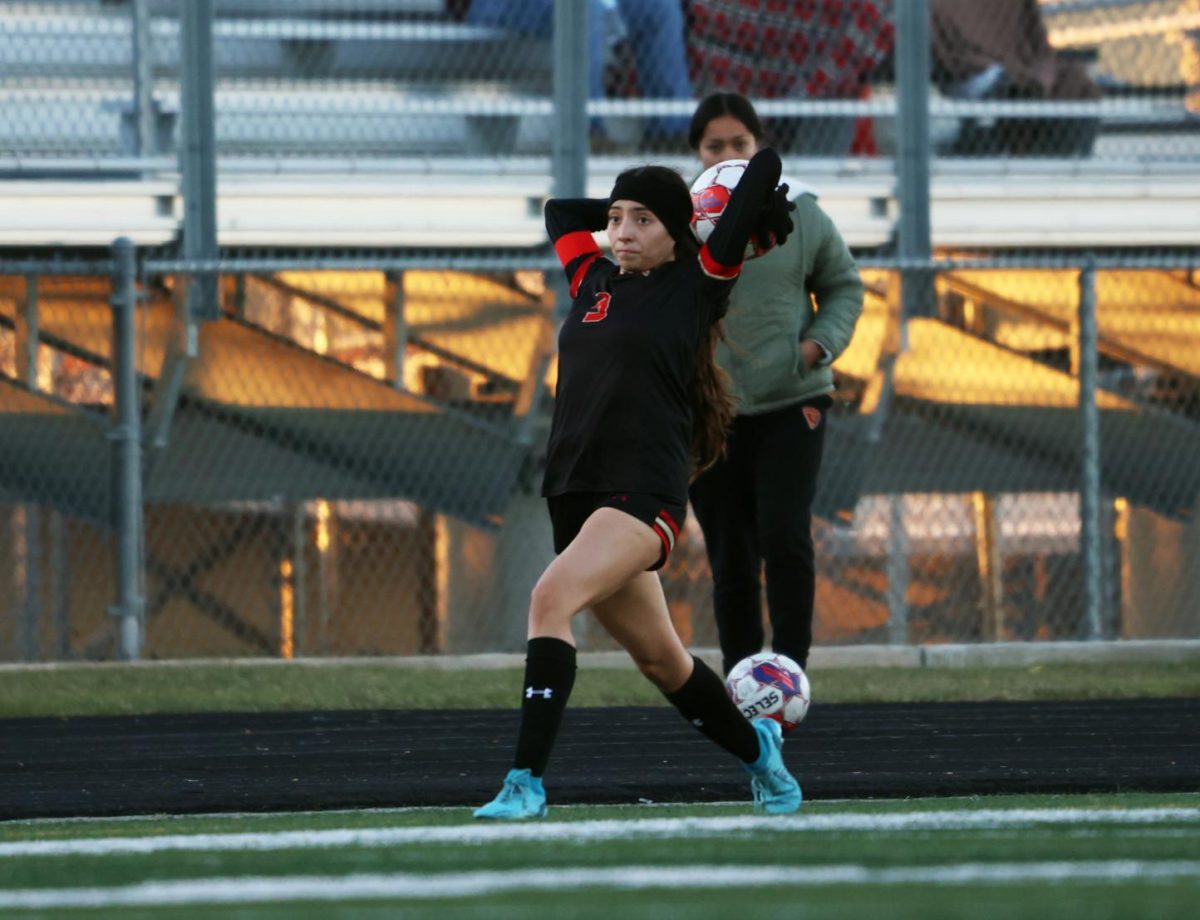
<box><xmin>717</xmin><ymin>192</ymin><xmax>864</xmax><ymax>415</ymax></box>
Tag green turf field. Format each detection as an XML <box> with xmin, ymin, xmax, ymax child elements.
<box><xmin>0</xmin><ymin>793</ymin><xmax>1196</xmax><ymax>918</ymax></box>
<box><xmin>2</xmin><ymin>659</ymin><xmax>1198</xmax><ymax>718</ymax></box>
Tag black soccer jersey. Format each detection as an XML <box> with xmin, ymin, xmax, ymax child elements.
<box><xmin>541</xmin><ymin>150</ymin><xmax>782</xmax><ymax>508</ymax></box>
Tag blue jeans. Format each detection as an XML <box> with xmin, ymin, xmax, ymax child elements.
<box><xmin>467</xmin><ymin>0</ymin><xmax>692</xmax><ymax>138</ymax></box>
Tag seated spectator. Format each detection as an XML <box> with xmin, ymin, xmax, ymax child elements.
<box><xmin>931</xmin><ymin>0</ymin><xmax>1100</xmax><ymax>156</ymax></box>
<box><xmin>685</xmin><ymin>0</ymin><xmax>894</xmax><ymax>156</ymax></box>
<box><xmin>467</xmin><ymin>0</ymin><xmax>694</xmax><ymax>149</ymax></box>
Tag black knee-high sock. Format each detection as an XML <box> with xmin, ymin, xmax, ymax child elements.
<box><xmin>512</xmin><ymin>637</ymin><xmax>577</xmax><ymax>777</ymax></box>
<box><xmin>664</xmin><ymin>655</ymin><xmax>761</xmax><ymax>763</ymax></box>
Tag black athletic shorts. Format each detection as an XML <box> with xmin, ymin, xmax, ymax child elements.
<box><xmin>546</xmin><ymin>491</ymin><xmax>686</xmax><ymax>571</ymax></box>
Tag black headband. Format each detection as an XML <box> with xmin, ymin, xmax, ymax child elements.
<box><xmin>608</xmin><ymin>172</ymin><xmax>693</xmax><ymax>242</ymax></box>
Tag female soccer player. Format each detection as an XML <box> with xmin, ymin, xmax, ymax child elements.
<box><xmin>474</xmin><ymin>148</ymin><xmax>800</xmax><ymax>820</ymax></box>
<box><xmin>687</xmin><ymin>93</ymin><xmax>865</xmax><ymax>678</ymax></box>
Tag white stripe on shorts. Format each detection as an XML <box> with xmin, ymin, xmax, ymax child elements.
<box><xmin>653</xmin><ymin>515</ymin><xmax>675</xmax><ymax>552</ymax></box>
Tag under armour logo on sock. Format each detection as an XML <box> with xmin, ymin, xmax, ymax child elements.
<box><xmin>525</xmin><ymin>687</ymin><xmax>554</xmax><ymax>700</ymax></box>
<box><xmin>691</xmin><ymin>718</ymin><xmax>705</xmax><ymax>727</ymax></box>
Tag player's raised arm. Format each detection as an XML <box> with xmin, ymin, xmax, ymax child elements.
<box><xmin>700</xmin><ymin>147</ymin><xmax>787</xmax><ymax>280</ymax></box>
<box><xmin>544</xmin><ymin>198</ymin><xmax>609</xmax><ymax>297</ymax></box>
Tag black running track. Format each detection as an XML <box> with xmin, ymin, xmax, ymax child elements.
<box><xmin>2</xmin><ymin>699</ymin><xmax>1197</xmax><ymax>821</ymax></box>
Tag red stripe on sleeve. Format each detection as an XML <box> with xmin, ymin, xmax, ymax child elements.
<box><xmin>569</xmin><ymin>253</ymin><xmax>600</xmax><ymax>298</ymax></box>
<box><xmin>698</xmin><ymin>244</ymin><xmax>741</xmax><ymax>280</ymax></box>
<box><xmin>554</xmin><ymin>230</ymin><xmax>601</xmax><ymax>268</ymax></box>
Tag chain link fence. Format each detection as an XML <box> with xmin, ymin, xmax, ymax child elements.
<box><xmin>3</xmin><ymin>254</ymin><xmax>1197</xmax><ymax>661</ymax></box>
<box><xmin>1</xmin><ymin>0</ymin><xmax>1198</xmax><ymax>662</ymax></box>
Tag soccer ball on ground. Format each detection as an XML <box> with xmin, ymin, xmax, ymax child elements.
<box><xmin>725</xmin><ymin>651</ymin><xmax>811</xmax><ymax>733</ymax></box>
<box><xmin>689</xmin><ymin>159</ymin><xmax>807</xmax><ymax>257</ymax></box>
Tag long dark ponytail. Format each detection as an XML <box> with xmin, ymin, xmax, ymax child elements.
<box><xmin>692</xmin><ymin>319</ymin><xmax>736</xmax><ymax>477</ymax></box>
<box><xmin>671</xmin><ymin>232</ymin><xmax>736</xmax><ymax>476</ymax></box>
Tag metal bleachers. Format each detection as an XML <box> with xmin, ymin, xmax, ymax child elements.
<box><xmin>825</xmin><ymin>287</ymin><xmax>1200</xmax><ymax>521</ymax></box>
<box><xmin>0</xmin><ymin>0</ymin><xmax>550</xmax><ymax>162</ymax></box>
<box><xmin>0</xmin><ymin>273</ymin><xmax>541</xmax><ymax>524</ymax></box>
<box><xmin>3</xmin><ymin>0</ymin><xmax>1199</xmax><ymax>251</ymax></box>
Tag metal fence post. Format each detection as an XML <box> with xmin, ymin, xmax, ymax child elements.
<box><xmin>180</xmin><ymin>0</ymin><xmax>217</xmax><ymax>321</ymax></box>
<box><xmin>131</xmin><ymin>0</ymin><xmax>155</xmax><ymax>157</ymax></box>
<box><xmin>546</xmin><ymin>0</ymin><xmax>587</xmax><ymax>455</ymax></box>
<box><xmin>145</xmin><ymin>0</ymin><xmax>212</xmax><ymax>451</ymax></box>
<box><xmin>1078</xmin><ymin>255</ymin><xmax>1102</xmax><ymax>639</ymax></box>
<box><xmin>886</xmin><ymin>1</ymin><xmax>930</xmax><ymax>646</ymax></box>
<box><xmin>886</xmin><ymin>495</ymin><xmax>910</xmax><ymax>644</ymax></box>
<box><xmin>895</xmin><ymin>0</ymin><xmax>933</xmax><ymax>319</ymax></box>
<box><xmin>15</xmin><ymin>275</ymin><xmax>42</xmax><ymax>660</ymax></box>
<box><xmin>110</xmin><ymin>237</ymin><xmax>145</xmax><ymax>661</ymax></box>
<box><xmin>552</xmin><ymin>0</ymin><xmax>588</xmax><ymax>201</ymax></box>
<box><xmin>385</xmin><ymin>270</ymin><xmax>407</xmax><ymax>388</ymax></box>
<box><xmin>51</xmin><ymin>511</ymin><xmax>70</xmax><ymax>659</ymax></box>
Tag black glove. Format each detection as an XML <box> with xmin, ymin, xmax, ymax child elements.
<box><xmin>753</xmin><ymin>183</ymin><xmax>795</xmax><ymax>253</ymax></box>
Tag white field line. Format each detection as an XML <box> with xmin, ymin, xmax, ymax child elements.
<box><xmin>0</xmin><ymin>804</ymin><xmax>455</xmax><ymax>826</ymax></box>
<box><xmin>1</xmin><ymin>808</ymin><xmax>1198</xmax><ymax>859</ymax></box>
<box><xmin>0</xmin><ymin>799</ymin><xmax>762</xmax><ymax>828</ymax></box>
<box><xmin>5</xmin><ymin>792</ymin><xmax>1185</xmax><ymax>827</ymax></box>
<box><xmin>3</xmin><ymin>861</ymin><xmax>1200</xmax><ymax>909</ymax></box>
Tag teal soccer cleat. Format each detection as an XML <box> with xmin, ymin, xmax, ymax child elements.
<box><xmin>742</xmin><ymin>718</ymin><xmax>802</xmax><ymax>815</ymax></box>
<box><xmin>473</xmin><ymin>768</ymin><xmax>548</xmax><ymax>820</ymax></box>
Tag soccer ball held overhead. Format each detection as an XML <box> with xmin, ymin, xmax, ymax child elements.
<box><xmin>689</xmin><ymin>158</ymin><xmax>802</xmax><ymax>258</ymax></box>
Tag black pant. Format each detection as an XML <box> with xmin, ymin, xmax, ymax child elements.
<box><xmin>689</xmin><ymin>398</ymin><xmax>830</xmax><ymax>674</ymax></box>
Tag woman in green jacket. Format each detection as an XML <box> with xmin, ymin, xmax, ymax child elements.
<box><xmin>687</xmin><ymin>92</ymin><xmax>865</xmax><ymax>677</ymax></box>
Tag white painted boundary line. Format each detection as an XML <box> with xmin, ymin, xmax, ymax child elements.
<box><xmin>0</xmin><ymin>794</ymin><xmax>1062</xmax><ymax>827</ymax></box>
<box><xmin>3</xmin><ymin>861</ymin><xmax>1200</xmax><ymax>909</ymax></box>
<box><xmin>2</xmin><ymin>808</ymin><xmax>1198</xmax><ymax>859</ymax></box>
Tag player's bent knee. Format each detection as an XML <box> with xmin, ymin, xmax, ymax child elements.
<box><xmin>528</xmin><ymin>575</ymin><xmax>576</xmax><ymax>633</ymax></box>
<box><xmin>631</xmin><ymin>650</ymin><xmax>691</xmax><ymax>691</ymax></box>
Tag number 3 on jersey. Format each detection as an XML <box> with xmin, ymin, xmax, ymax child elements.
<box><xmin>582</xmin><ymin>291</ymin><xmax>611</xmax><ymax>324</ymax></box>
